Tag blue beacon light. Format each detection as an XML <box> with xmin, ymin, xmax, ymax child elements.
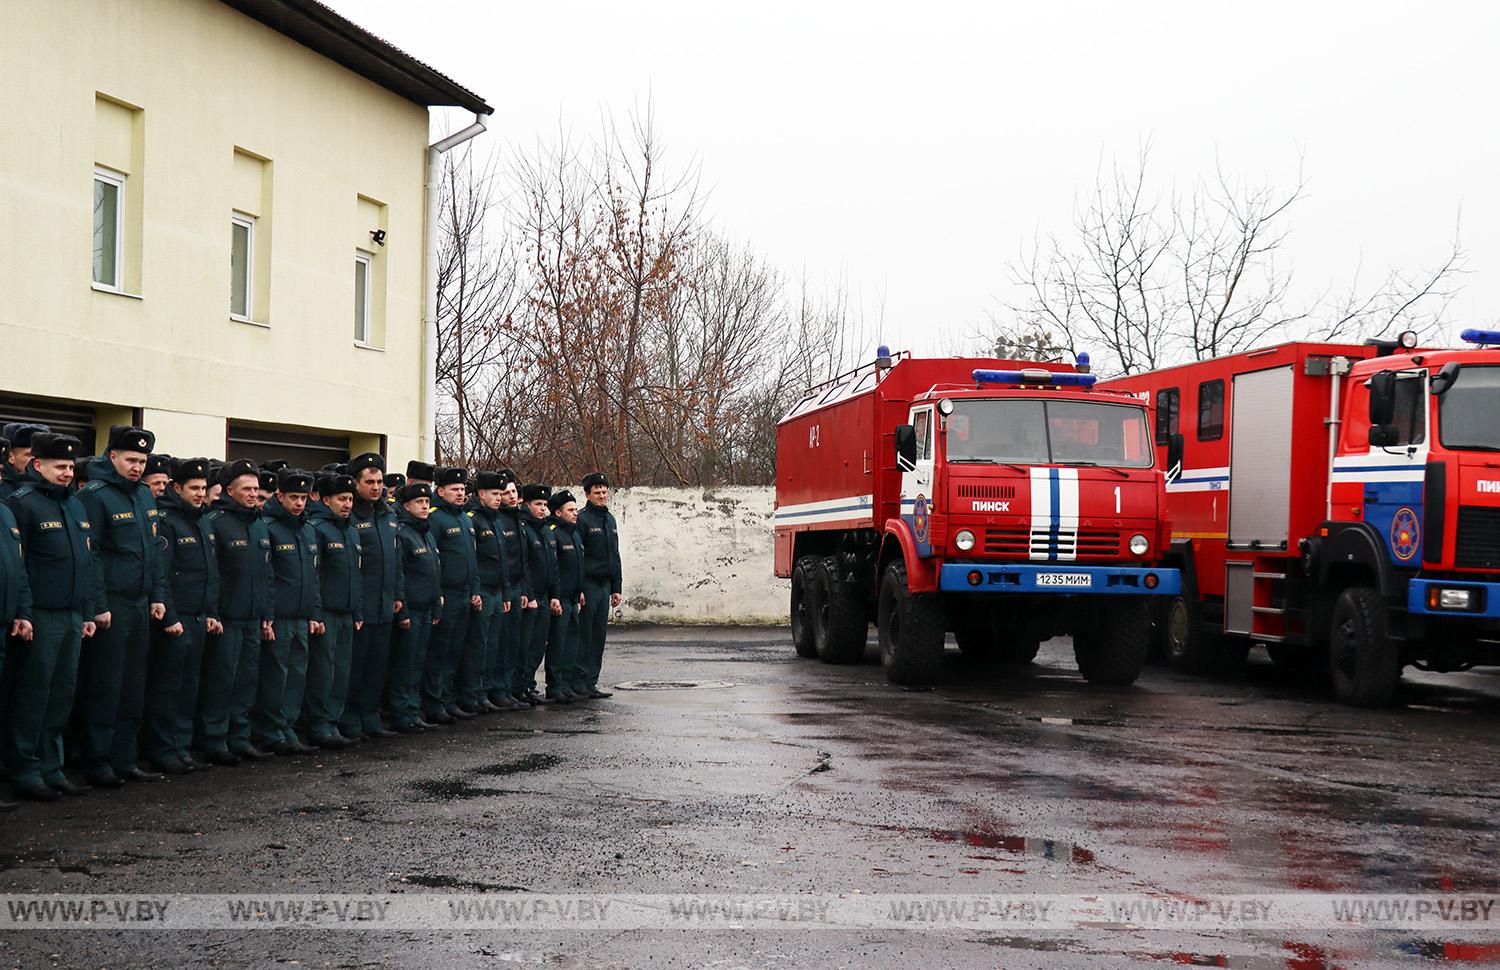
<box><xmin>972</xmin><ymin>369</ymin><xmax>1098</xmax><ymax>388</ymax></box>
<box><xmin>1460</xmin><ymin>329</ymin><xmax>1500</xmax><ymax>347</ymax></box>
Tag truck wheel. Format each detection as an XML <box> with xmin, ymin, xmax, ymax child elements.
<box><xmin>789</xmin><ymin>556</ymin><xmax>819</xmax><ymax>659</ymax></box>
<box><xmin>1162</xmin><ymin>595</ymin><xmax>1221</xmax><ymax>673</ymax></box>
<box><xmin>1328</xmin><ymin>586</ymin><xmax>1401</xmax><ymax>706</ymax></box>
<box><xmin>815</xmin><ymin>557</ymin><xmax>868</xmax><ymax>664</ymax></box>
<box><xmin>877</xmin><ymin>560</ymin><xmax>945</xmax><ymax>684</ymax></box>
<box><xmin>1073</xmin><ymin>598</ymin><xmax>1151</xmax><ymax>686</ymax></box>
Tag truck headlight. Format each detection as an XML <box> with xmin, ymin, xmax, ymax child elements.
<box><xmin>1129</xmin><ymin>534</ymin><xmax>1149</xmax><ymax>556</ymax></box>
<box><xmin>1438</xmin><ymin>588</ymin><xmax>1472</xmax><ymax>610</ymax></box>
<box><xmin>955</xmin><ymin>529</ymin><xmax>976</xmax><ymax>552</ymax></box>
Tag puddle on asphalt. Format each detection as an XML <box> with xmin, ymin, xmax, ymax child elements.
<box><xmin>473</xmin><ymin>753</ymin><xmax>563</xmax><ymax>776</ymax></box>
<box><xmin>410</xmin><ymin>778</ymin><xmax>506</xmax><ymax>800</ymax></box>
<box><xmin>931</xmin><ymin>827</ymin><xmax>1097</xmax><ymax>866</ymax></box>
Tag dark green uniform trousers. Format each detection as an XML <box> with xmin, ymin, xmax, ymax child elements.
<box><xmin>303</xmin><ymin>611</ymin><xmax>354</xmax><ymax>741</ymax></box>
<box><xmin>388</xmin><ymin>611</ymin><xmax>431</xmax><ymax>729</ymax></box>
<box><xmin>544</xmin><ymin>601</ymin><xmax>582</xmax><ymax>697</ymax></box>
<box><xmin>197</xmin><ymin>624</ymin><xmax>245</xmax><ymax>754</ymax></box>
<box><xmin>346</xmin><ymin>622</ymin><xmax>392</xmax><ymax>736</ymax></box>
<box><xmin>78</xmin><ymin>595</ymin><xmax>150</xmax><ymax>779</ymax></box>
<box><xmin>512</xmin><ymin>605</ymin><xmax>547</xmax><ymax>697</ymax></box>
<box><xmin>253</xmin><ymin>619</ymin><xmax>309</xmax><ymax>747</ymax></box>
<box><xmin>578</xmin><ymin>579</ymin><xmax>612</xmax><ymax>692</ymax></box>
<box><xmin>459</xmin><ymin>588</ymin><xmax>501</xmax><ymax>709</ymax></box>
<box><xmin>487</xmin><ymin>595</ymin><xmax>523</xmax><ymax>705</ymax></box>
<box><xmin>3</xmin><ymin>608</ymin><xmax>83</xmax><ymax>789</ymax></box>
<box><xmin>222</xmin><ymin>622</ymin><xmax>261</xmax><ymax>754</ymax></box>
<box><xmin>425</xmin><ymin>594</ymin><xmax>470</xmax><ymax>717</ymax></box>
<box><xmin>144</xmin><ymin>618</ymin><xmax>205</xmax><ymax>764</ymax></box>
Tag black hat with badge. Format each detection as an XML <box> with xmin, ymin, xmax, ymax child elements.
<box><xmin>146</xmin><ymin>453</ymin><xmax>172</xmax><ymax>478</ymax></box>
<box><xmin>581</xmin><ymin>472</ymin><xmax>609</xmax><ymax>492</ymax></box>
<box><xmin>30</xmin><ymin>432</ymin><xmax>83</xmax><ymax>461</ymax></box>
<box><xmin>396</xmin><ymin>481</ymin><xmax>432</xmax><ymax>504</ymax></box>
<box><xmin>170</xmin><ymin>457</ymin><xmax>211</xmax><ymax>484</ymax></box>
<box><xmin>520</xmin><ymin>483</ymin><xmax>551</xmax><ymax>503</ymax></box>
<box><xmin>475</xmin><ymin>470</ymin><xmax>509</xmax><ymax>490</ymax></box>
<box><xmin>4</xmin><ymin>424</ymin><xmax>48</xmax><ymax>450</ymax></box>
<box><xmin>497</xmin><ymin>468</ymin><xmax>518</xmax><ymax>486</ymax></box>
<box><xmin>349</xmin><ymin>452</ymin><xmax>385</xmax><ymax>478</ymax></box>
<box><xmin>319</xmin><ymin>473</ymin><xmax>355</xmax><ymax>497</ymax></box>
<box><xmin>257</xmin><ymin>470</ymin><xmax>278</xmax><ymax>492</ymax></box>
<box><xmin>261</xmin><ymin>458</ymin><xmax>290</xmax><ymax>474</ymax></box>
<box><xmin>434</xmin><ymin>465</ymin><xmax>467</xmax><ymax>488</ymax></box>
<box><xmin>219</xmin><ymin>458</ymin><xmax>258</xmax><ymax>487</ymax></box>
<box><xmin>383</xmin><ymin>472</ymin><xmax>406</xmax><ymax>490</ymax></box>
<box><xmin>277</xmin><ymin>468</ymin><xmax>314</xmax><ymax>494</ymax></box>
<box><xmin>0</xmin><ymin>437</ymin><xmax>8</xmax><ymax>464</ymax></box>
<box><xmin>548</xmin><ymin>489</ymin><xmax>576</xmax><ymax>512</ymax></box>
<box><xmin>406</xmin><ymin>460</ymin><xmax>436</xmax><ymax>482</ymax></box>
<box><xmin>106</xmin><ymin>425</ymin><xmax>155</xmax><ymax>455</ymax></box>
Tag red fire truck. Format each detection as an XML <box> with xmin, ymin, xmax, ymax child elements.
<box><xmin>1102</xmin><ymin>329</ymin><xmax>1500</xmax><ymax>705</ymax></box>
<box><xmin>773</xmin><ymin>348</ymin><xmax>1181</xmax><ymax>686</ymax></box>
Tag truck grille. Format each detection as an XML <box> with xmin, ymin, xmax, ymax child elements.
<box><xmin>984</xmin><ymin>528</ymin><xmax>1120</xmax><ymax>559</ymax></box>
<box><xmin>958</xmin><ymin>484</ymin><xmax>1016</xmax><ymax>499</ymax></box>
<box><xmin>1455</xmin><ymin>506</ymin><xmax>1500</xmax><ymax>570</ymax></box>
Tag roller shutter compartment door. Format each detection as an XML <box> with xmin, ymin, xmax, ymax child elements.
<box><xmin>1228</xmin><ymin>366</ymin><xmax>1295</xmax><ymax>549</ymax></box>
<box><xmin>0</xmin><ymin>395</ymin><xmax>103</xmax><ymax>454</ymax></box>
<box><xmin>226</xmin><ymin>424</ymin><xmax>349</xmax><ymax>472</ymax></box>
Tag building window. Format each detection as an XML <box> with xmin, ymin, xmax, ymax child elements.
<box><xmin>1197</xmin><ymin>379</ymin><xmax>1225</xmax><ymax>441</ymax></box>
<box><xmin>230</xmin><ymin>214</ymin><xmax>255</xmax><ymax>321</ymax></box>
<box><xmin>1154</xmin><ymin>387</ymin><xmax>1180</xmax><ymax>445</ymax></box>
<box><xmin>93</xmin><ymin>167</ymin><xmax>125</xmax><ymax>289</ymax></box>
<box><xmin>354</xmin><ymin>252</ymin><xmax>372</xmax><ymax>345</ymax></box>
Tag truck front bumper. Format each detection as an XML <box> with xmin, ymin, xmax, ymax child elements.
<box><xmin>938</xmin><ymin>564</ymin><xmax>1181</xmax><ymax>596</ymax></box>
<box><xmin>1408</xmin><ymin>579</ymin><xmax>1500</xmax><ymax>618</ymax></box>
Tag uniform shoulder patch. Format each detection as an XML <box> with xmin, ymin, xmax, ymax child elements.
<box><xmin>82</xmin><ymin>481</ymin><xmax>105</xmax><ymax>492</ymax></box>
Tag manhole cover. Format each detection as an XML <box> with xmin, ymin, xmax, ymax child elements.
<box><xmin>613</xmin><ymin>680</ymin><xmax>736</xmax><ymax>691</ymax></box>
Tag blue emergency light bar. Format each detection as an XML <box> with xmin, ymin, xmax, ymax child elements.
<box><xmin>1461</xmin><ymin>328</ymin><xmax>1500</xmax><ymax>347</ymax></box>
<box><xmin>972</xmin><ymin>368</ymin><xmax>1097</xmax><ymax>388</ymax></box>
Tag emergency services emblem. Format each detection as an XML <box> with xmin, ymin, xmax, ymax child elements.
<box><xmin>913</xmin><ymin>494</ymin><xmax>929</xmax><ymax>545</ymax></box>
<box><xmin>1391</xmin><ymin>507</ymin><xmax>1420</xmax><ymax>561</ymax></box>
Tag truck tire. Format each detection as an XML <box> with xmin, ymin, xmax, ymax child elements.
<box><xmin>1328</xmin><ymin>586</ymin><xmax>1401</xmax><ymax>706</ymax></box>
<box><xmin>815</xmin><ymin>557</ymin><xmax>868</xmax><ymax>664</ymax></box>
<box><xmin>789</xmin><ymin>556</ymin><xmax>819</xmax><ymax>658</ymax></box>
<box><xmin>1072</xmin><ymin>598</ymin><xmax>1151</xmax><ymax>686</ymax></box>
<box><xmin>877</xmin><ymin>560</ymin><xmax>945</xmax><ymax>684</ymax></box>
<box><xmin>1162</xmin><ymin>594</ymin><xmax>1222</xmax><ymax>673</ymax></box>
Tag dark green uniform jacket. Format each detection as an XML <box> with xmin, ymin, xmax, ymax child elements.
<box><xmin>395</xmin><ymin>507</ymin><xmax>440</xmax><ymax>620</ymax></box>
<box><xmin>0</xmin><ymin>463</ymin><xmax>23</xmax><ymax>501</ymax></box>
<box><xmin>520</xmin><ymin>512</ymin><xmax>556</xmax><ymax>603</ymax></box>
<box><xmin>77</xmin><ymin>463</ymin><xmax>165</xmax><ymax>603</ymax></box>
<box><xmin>156</xmin><ymin>489</ymin><xmax>220</xmax><ymax>627</ymax></box>
<box><xmin>549</xmin><ymin>517</ymin><xmax>586</xmax><ymax>602</ymax></box>
<box><xmin>351</xmin><ymin>496</ymin><xmax>404</xmax><ymax>622</ymax></box>
<box><xmin>207</xmin><ymin>497</ymin><xmax>273</xmax><ymax>623</ymax></box>
<box><xmin>577</xmin><ymin>503</ymin><xmax>623</xmax><ymax>595</ymax></box>
<box><xmin>5</xmin><ymin>471</ymin><xmax>104</xmax><ymax>615</ymax></box>
<box><xmin>495</xmin><ymin>505</ymin><xmax>530</xmax><ymax>602</ymax></box>
<box><xmin>308</xmin><ymin>503</ymin><xmax>363</xmax><ymax>621</ymax></box>
<box><xmin>263</xmin><ymin>496</ymin><xmax>322</xmax><ymax>621</ymax></box>
<box><xmin>468</xmin><ymin>505</ymin><xmax>512</xmax><ymax>596</ymax></box>
<box><xmin>0</xmin><ymin>501</ymin><xmax>35</xmax><ymax>624</ymax></box>
<box><xmin>429</xmin><ymin>493</ymin><xmax>479</xmax><ymax>596</ymax></box>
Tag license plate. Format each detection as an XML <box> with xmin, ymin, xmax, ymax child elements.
<box><xmin>1036</xmin><ymin>572</ymin><xmax>1091</xmax><ymax>588</ymax></box>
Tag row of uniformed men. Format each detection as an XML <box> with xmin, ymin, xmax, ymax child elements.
<box><xmin>0</xmin><ymin>421</ymin><xmax>623</xmax><ymax>809</ymax></box>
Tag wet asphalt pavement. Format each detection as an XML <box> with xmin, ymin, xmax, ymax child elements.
<box><xmin>4</xmin><ymin>627</ymin><xmax>1500</xmax><ymax>969</ymax></box>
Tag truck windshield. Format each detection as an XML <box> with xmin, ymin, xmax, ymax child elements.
<box><xmin>1440</xmin><ymin>365</ymin><xmax>1500</xmax><ymax>451</ymax></box>
<box><xmin>945</xmin><ymin>399</ymin><xmax>1153</xmax><ymax>468</ymax></box>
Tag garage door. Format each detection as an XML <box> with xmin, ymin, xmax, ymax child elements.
<box><xmin>0</xmin><ymin>394</ymin><xmax>104</xmax><ymax>454</ymax></box>
<box><xmin>226</xmin><ymin>423</ymin><xmax>349</xmax><ymax>471</ymax></box>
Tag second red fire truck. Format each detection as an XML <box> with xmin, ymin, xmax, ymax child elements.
<box><xmin>1104</xmin><ymin>329</ymin><xmax>1500</xmax><ymax>705</ymax></box>
<box><xmin>773</xmin><ymin>348</ymin><xmax>1180</xmax><ymax>686</ymax></box>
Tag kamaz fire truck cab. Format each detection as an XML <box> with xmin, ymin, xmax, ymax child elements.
<box><xmin>1102</xmin><ymin>328</ymin><xmax>1500</xmax><ymax>705</ymax></box>
<box><xmin>773</xmin><ymin>350</ymin><xmax>1180</xmax><ymax>686</ymax></box>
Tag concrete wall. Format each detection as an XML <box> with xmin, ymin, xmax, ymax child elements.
<box><xmin>610</xmin><ymin>487</ymin><xmax>788</xmax><ymax>626</ymax></box>
<box><xmin>0</xmin><ymin>0</ymin><xmax>430</xmax><ymax>461</ymax></box>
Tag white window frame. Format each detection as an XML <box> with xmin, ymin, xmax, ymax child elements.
<box><xmin>92</xmin><ymin>166</ymin><xmax>126</xmax><ymax>292</ymax></box>
<box><xmin>354</xmin><ymin>250</ymin><xmax>373</xmax><ymax>347</ymax></box>
<box><xmin>230</xmin><ymin>213</ymin><xmax>256</xmax><ymax>324</ymax></box>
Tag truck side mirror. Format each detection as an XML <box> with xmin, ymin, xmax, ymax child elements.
<box><xmin>1431</xmin><ymin>361</ymin><xmax>1461</xmax><ymax>396</ymax></box>
<box><xmin>1368</xmin><ymin>371</ymin><xmax>1397</xmax><ymax>426</ymax></box>
<box><xmin>1165</xmin><ymin>433</ymin><xmax>1184</xmax><ymax>483</ymax></box>
<box><xmin>895</xmin><ymin>424</ymin><xmax>917</xmax><ymax>470</ymax></box>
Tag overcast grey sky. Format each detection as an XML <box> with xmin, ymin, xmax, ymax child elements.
<box><xmin>328</xmin><ymin>0</ymin><xmax>1498</xmax><ymax>357</ymax></box>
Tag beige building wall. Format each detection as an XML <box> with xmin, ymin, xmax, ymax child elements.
<box><xmin>0</xmin><ymin>0</ymin><xmax>429</xmax><ymax>463</ymax></box>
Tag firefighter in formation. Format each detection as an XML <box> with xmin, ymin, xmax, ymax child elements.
<box><xmin>0</xmin><ymin>423</ymin><xmax>624</xmax><ymax>808</ymax></box>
